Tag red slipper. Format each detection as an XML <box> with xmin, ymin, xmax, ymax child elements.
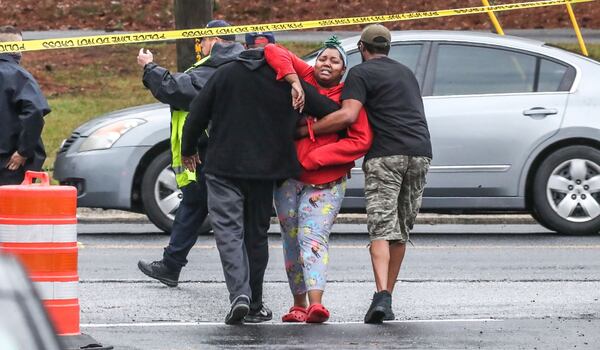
<box><xmin>306</xmin><ymin>303</ymin><xmax>330</xmax><ymax>323</ymax></box>
<box><xmin>282</xmin><ymin>306</ymin><xmax>307</xmax><ymax>322</ymax></box>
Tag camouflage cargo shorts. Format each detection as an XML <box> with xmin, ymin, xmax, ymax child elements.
<box><xmin>363</xmin><ymin>155</ymin><xmax>431</xmax><ymax>243</ymax></box>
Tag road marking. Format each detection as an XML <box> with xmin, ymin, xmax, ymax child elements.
<box><xmin>81</xmin><ymin>318</ymin><xmax>502</xmax><ymax>328</ymax></box>
<box><xmin>79</xmin><ymin>278</ymin><xmax>600</xmax><ymax>284</ymax></box>
<box><xmin>83</xmin><ymin>244</ymin><xmax>600</xmax><ymax>250</ymax></box>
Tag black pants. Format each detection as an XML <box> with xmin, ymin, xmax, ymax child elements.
<box><xmin>0</xmin><ymin>166</ymin><xmax>25</xmax><ymax>186</ymax></box>
<box><xmin>162</xmin><ymin>165</ymin><xmax>209</xmax><ymax>271</ymax></box>
<box><xmin>205</xmin><ymin>173</ymin><xmax>273</xmax><ymax>305</ymax></box>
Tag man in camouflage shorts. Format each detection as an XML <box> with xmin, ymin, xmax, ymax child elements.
<box><xmin>296</xmin><ymin>25</ymin><xmax>432</xmax><ymax>323</ymax></box>
<box><xmin>364</xmin><ymin>155</ymin><xmax>430</xmax><ymax>243</ymax></box>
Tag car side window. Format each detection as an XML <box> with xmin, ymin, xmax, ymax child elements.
<box><xmin>344</xmin><ymin>51</ymin><xmax>362</xmax><ymax>78</ymax></box>
<box><xmin>388</xmin><ymin>44</ymin><xmax>422</xmax><ymax>73</ymax></box>
<box><xmin>432</xmin><ymin>44</ymin><xmax>536</xmax><ymax>96</ymax></box>
<box><xmin>538</xmin><ymin>59</ymin><xmax>569</xmax><ymax>92</ymax></box>
<box><xmin>344</xmin><ymin>44</ymin><xmax>422</xmax><ymax>80</ymax></box>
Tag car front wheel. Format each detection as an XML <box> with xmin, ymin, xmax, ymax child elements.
<box><xmin>533</xmin><ymin>145</ymin><xmax>600</xmax><ymax>235</ymax></box>
<box><xmin>141</xmin><ymin>150</ymin><xmax>211</xmax><ymax>234</ymax></box>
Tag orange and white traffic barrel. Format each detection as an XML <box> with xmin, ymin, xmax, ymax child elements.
<box><xmin>0</xmin><ymin>171</ymin><xmax>79</xmax><ymax>336</ymax></box>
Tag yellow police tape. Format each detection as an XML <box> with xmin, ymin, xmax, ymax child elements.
<box><xmin>0</xmin><ymin>0</ymin><xmax>593</xmax><ymax>53</ymax></box>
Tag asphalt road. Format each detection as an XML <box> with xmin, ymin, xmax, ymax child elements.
<box><xmin>75</xmin><ymin>224</ymin><xmax>600</xmax><ymax>349</ymax></box>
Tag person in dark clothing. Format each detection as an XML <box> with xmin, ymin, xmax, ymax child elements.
<box><xmin>0</xmin><ymin>26</ymin><xmax>50</xmax><ymax>185</ymax></box>
<box><xmin>181</xmin><ymin>49</ymin><xmax>339</xmax><ymax>324</ymax></box>
<box><xmin>296</xmin><ymin>24</ymin><xmax>432</xmax><ymax>324</ymax></box>
<box><xmin>135</xmin><ymin>20</ymin><xmax>273</xmax><ymax>323</ymax></box>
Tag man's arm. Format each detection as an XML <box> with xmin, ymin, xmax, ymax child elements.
<box><xmin>138</xmin><ymin>48</ymin><xmax>203</xmax><ymax>111</ymax></box>
<box><xmin>301</xmin><ymin>107</ymin><xmax>372</xmax><ymax>171</ymax></box>
<box><xmin>12</xmin><ymin>73</ymin><xmax>50</xmax><ymax>166</ymax></box>
<box><xmin>297</xmin><ymin>98</ymin><xmax>363</xmax><ymax>138</ymax></box>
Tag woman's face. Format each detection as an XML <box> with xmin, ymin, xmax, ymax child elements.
<box><xmin>314</xmin><ymin>48</ymin><xmax>346</xmax><ymax>87</ymax></box>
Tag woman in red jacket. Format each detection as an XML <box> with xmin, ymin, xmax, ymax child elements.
<box><xmin>267</xmin><ymin>38</ymin><xmax>372</xmax><ymax>323</ymax></box>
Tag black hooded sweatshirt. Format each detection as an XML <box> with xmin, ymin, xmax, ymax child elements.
<box><xmin>182</xmin><ymin>49</ymin><xmax>338</xmax><ymax>180</ymax></box>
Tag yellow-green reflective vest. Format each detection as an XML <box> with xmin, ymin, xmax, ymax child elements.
<box><xmin>170</xmin><ymin>56</ymin><xmax>211</xmax><ymax>188</ymax></box>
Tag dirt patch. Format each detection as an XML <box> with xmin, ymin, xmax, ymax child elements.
<box><xmin>20</xmin><ymin>43</ymin><xmax>177</xmax><ymax>96</ymax></box>
<box><xmin>5</xmin><ymin>0</ymin><xmax>599</xmax><ymax>31</ymax></box>
<box><xmin>23</xmin><ymin>49</ymin><xmax>99</xmax><ymax>96</ymax></box>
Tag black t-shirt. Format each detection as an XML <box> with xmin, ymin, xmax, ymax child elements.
<box><xmin>342</xmin><ymin>56</ymin><xmax>432</xmax><ymax>160</ymax></box>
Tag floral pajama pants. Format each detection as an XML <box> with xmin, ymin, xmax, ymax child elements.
<box><xmin>274</xmin><ymin>178</ymin><xmax>346</xmax><ymax>295</ymax></box>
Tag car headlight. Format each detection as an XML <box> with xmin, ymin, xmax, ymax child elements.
<box><xmin>78</xmin><ymin>118</ymin><xmax>146</xmax><ymax>152</ymax></box>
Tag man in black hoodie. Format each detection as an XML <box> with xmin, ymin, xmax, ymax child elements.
<box><xmin>136</xmin><ymin>20</ymin><xmax>273</xmax><ymax>323</ymax></box>
<box><xmin>181</xmin><ymin>49</ymin><xmax>338</xmax><ymax>324</ymax></box>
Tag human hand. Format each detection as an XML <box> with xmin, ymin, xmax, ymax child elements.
<box><xmin>137</xmin><ymin>48</ymin><xmax>154</xmax><ymax>67</ymax></box>
<box><xmin>284</xmin><ymin>74</ymin><xmax>304</xmax><ymax>113</ymax></box>
<box><xmin>291</xmin><ymin>82</ymin><xmax>305</xmax><ymax>113</ymax></box>
<box><xmin>182</xmin><ymin>154</ymin><xmax>201</xmax><ymax>172</ymax></box>
<box><xmin>6</xmin><ymin>151</ymin><xmax>26</xmax><ymax>171</ymax></box>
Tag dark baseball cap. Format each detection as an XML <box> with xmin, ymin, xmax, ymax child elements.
<box><xmin>360</xmin><ymin>24</ymin><xmax>391</xmax><ymax>47</ymax></box>
<box><xmin>205</xmin><ymin>19</ymin><xmax>236</xmax><ymax>42</ymax></box>
<box><xmin>245</xmin><ymin>32</ymin><xmax>276</xmax><ymax>46</ymax></box>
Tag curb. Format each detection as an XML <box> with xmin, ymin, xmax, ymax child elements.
<box><xmin>76</xmin><ymin>208</ymin><xmax>537</xmax><ymax>225</ymax></box>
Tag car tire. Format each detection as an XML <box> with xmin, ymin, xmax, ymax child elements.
<box><xmin>141</xmin><ymin>150</ymin><xmax>211</xmax><ymax>235</ymax></box>
<box><xmin>532</xmin><ymin>145</ymin><xmax>600</xmax><ymax>235</ymax></box>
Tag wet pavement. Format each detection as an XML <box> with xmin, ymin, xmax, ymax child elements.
<box><xmin>75</xmin><ymin>225</ymin><xmax>600</xmax><ymax>349</ymax></box>
<box><xmin>84</xmin><ymin>319</ymin><xmax>598</xmax><ymax>349</ymax></box>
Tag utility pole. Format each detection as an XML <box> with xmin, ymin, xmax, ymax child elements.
<box><xmin>174</xmin><ymin>0</ymin><xmax>213</xmax><ymax>72</ymax></box>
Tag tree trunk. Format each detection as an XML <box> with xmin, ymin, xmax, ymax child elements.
<box><xmin>174</xmin><ymin>0</ymin><xmax>213</xmax><ymax>72</ymax></box>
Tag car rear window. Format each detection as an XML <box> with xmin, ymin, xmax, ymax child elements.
<box><xmin>538</xmin><ymin>59</ymin><xmax>569</xmax><ymax>92</ymax></box>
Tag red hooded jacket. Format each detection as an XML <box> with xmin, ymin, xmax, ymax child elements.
<box><xmin>264</xmin><ymin>44</ymin><xmax>372</xmax><ymax>185</ymax></box>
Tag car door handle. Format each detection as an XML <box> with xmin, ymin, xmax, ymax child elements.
<box><xmin>523</xmin><ymin>107</ymin><xmax>558</xmax><ymax>117</ymax></box>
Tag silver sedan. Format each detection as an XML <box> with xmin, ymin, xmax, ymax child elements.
<box><xmin>54</xmin><ymin>31</ymin><xmax>600</xmax><ymax>235</ymax></box>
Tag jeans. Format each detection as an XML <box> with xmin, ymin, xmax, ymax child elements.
<box><xmin>162</xmin><ymin>165</ymin><xmax>209</xmax><ymax>271</ymax></box>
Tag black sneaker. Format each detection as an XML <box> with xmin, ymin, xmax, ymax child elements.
<box><xmin>225</xmin><ymin>295</ymin><xmax>250</xmax><ymax>325</ymax></box>
<box><xmin>244</xmin><ymin>303</ymin><xmax>273</xmax><ymax>323</ymax></box>
<box><xmin>137</xmin><ymin>259</ymin><xmax>180</xmax><ymax>287</ymax></box>
<box><xmin>364</xmin><ymin>291</ymin><xmax>392</xmax><ymax>324</ymax></box>
<box><xmin>384</xmin><ymin>308</ymin><xmax>395</xmax><ymax>321</ymax></box>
